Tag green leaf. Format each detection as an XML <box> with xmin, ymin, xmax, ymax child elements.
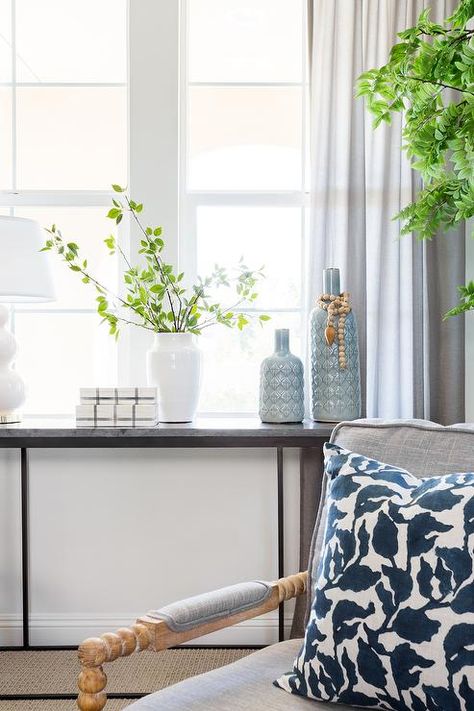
<box><xmin>112</xmin><ymin>184</ymin><xmax>125</xmax><ymax>192</ymax></box>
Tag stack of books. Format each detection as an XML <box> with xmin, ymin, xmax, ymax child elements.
<box><xmin>75</xmin><ymin>387</ymin><xmax>158</xmax><ymax>427</ymax></box>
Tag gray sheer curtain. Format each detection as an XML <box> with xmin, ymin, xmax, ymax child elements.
<box><xmin>306</xmin><ymin>0</ymin><xmax>465</xmax><ymax>423</ymax></box>
<box><xmin>292</xmin><ymin>0</ymin><xmax>466</xmax><ymax>637</ymax></box>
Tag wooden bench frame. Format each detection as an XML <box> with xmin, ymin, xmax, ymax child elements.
<box><xmin>77</xmin><ymin>571</ymin><xmax>308</xmax><ymax>711</ymax></box>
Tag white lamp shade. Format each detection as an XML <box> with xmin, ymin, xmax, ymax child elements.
<box><xmin>0</xmin><ymin>216</ymin><xmax>56</xmax><ymax>303</ymax></box>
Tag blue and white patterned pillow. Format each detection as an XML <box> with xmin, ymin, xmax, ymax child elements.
<box><xmin>275</xmin><ymin>443</ymin><xmax>474</xmax><ymax>710</ymax></box>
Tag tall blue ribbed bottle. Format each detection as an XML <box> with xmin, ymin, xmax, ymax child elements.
<box><xmin>311</xmin><ymin>268</ymin><xmax>361</xmax><ymax>422</ymax></box>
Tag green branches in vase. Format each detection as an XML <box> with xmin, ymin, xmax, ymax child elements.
<box><xmin>43</xmin><ymin>186</ymin><xmax>271</xmax><ymax>422</ymax></box>
<box><xmin>42</xmin><ymin>185</ymin><xmax>270</xmax><ymax>339</ymax></box>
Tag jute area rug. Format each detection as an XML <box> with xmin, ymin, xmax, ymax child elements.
<box><xmin>0</xmin><ymin>647</ymin><xmax>254</xmax><ymax>710</ymax></box>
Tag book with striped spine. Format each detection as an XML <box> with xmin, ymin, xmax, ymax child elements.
<box><xmin>76</xmin><ymin>403</ymin><xmax>158</xmax><ymax>427</ymax></box>
<box><xmin>80</xmin><ymin>387</ymin><xmax>157</xmax><ymax>405</ymax></box>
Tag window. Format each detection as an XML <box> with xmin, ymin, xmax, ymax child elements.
<box><xmin>181</xmin><ymin>0</ymin><xmax>309</xmax><ymax>413</ymax></box>
<box><xmin>1</xmin><ymin>0</ymin><xmax>307</xmax><ymax>416</ymax></box>
<box><xmin>0</xmin><ymin>0</ymin><xmax>127</xmax><ymax>415</ymax></box>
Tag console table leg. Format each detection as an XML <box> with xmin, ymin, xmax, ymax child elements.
<box><xmin>20</xmin><ymin>448</ymin><xmax>30</xmax><ymax>649</ymax></box>
<box><xmin>277</xmin><ymin>447</ymin><xmax>284</xmax><ymax>642</ymax></box>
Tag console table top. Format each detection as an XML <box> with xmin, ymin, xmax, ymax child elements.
<box><xmin>0</xmin><ymin>417</ymin><xmax>335</xmax><ymax>448</ymax></box>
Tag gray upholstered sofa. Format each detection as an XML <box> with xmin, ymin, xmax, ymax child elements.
<box><xmin>76</xmin><ymin>419</ymin><xmax>474</xmax><ymax>711</ymax></box>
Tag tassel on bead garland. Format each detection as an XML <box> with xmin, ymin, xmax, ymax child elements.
<box><xmin>324</xmin><ymin>324</ymin><xmax>336</xmax><ymax>346</ymax></box>
<box><xmin>317</xmin><ymin>292</ymin><xmax>351</xmax><ymax>369</ymax></box>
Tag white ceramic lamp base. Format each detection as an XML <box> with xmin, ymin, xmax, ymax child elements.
<box><xmin>0</xmin><ymin>304</ymin><xmax>25</xmax><ymax>424</ymax></box>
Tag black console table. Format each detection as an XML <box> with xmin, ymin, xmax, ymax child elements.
<box><xmin>0</xmin><ymin>418</ymin><xmax>332</xmax><ymax>653</ymax></box>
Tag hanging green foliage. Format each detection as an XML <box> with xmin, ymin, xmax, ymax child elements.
<box><xmin>356</xmin><ymin>0</ymin><xmax>474</xmax><ymax>316</ymax></box>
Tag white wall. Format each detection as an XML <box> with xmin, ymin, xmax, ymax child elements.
<box><xmin>0</xmin><ymin>447</ymin><xmax>300</xmax><ymax>646</ymax></box>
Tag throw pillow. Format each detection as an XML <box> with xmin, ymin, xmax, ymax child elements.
<box><xmin>275</xmin><ymin>443</ymin><xmax>474</xmax><ymax>710</ymax></box>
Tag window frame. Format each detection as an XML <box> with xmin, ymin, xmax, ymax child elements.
<box><xmin>1</xmin><ymin>0</ymin><xmax>310</xmax><ymax>417</ymax></box>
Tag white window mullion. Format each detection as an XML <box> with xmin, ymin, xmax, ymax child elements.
<box><xmin>188</xmin><ymin>81</ymin><xmax>303</xmax><ymax>88</ymax></box>
<box><xmin>0</xmin><ymin>191</ymin><xmax>115</xmax><ymax>207</ymax></box>
<box><xmin>129</xmin><ymin>0</ymin><xmax>180</xmax><ymax>263</ymax></box>
<box><xmin>186</xmin><ymin>192</ymin><xmax>308</xmax><ymax>207</ymax></box>
<box><xmin>127</xmin><ymin>0</ymin><xmax>181</xmax><ymax>385</ymax></box>
<box><xmin>1</xmin><ymin>82</ymin><xmax>127</xmax><ymax>87</ymax></box>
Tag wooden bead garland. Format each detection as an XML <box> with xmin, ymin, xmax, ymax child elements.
<box><xmin>317</xmin><ymin>292</ymin><xmax>351</xmax><ymax>369</ymax></box>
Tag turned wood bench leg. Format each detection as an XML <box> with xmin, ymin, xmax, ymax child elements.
<box><xmin>77</xmin><ymin>624</ymin><xmax>151</xmax><ymax>711</ymax></box>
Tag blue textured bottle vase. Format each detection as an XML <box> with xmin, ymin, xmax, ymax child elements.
<box><xmin>259</xmin><ymin>329</ymin><xmax>304</xmax><ymax>424</ymax></box>
<box><xmin>311</xmin><ymin>268</ymin><xmax>361</xmax><ymax>422</ymax></box>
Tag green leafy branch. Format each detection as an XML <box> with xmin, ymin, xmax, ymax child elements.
<box><xmin>42</xmin><ymin>185</ymin><xmax>269</xmax><ymax>339</ymax></box>
<box><xmin>356</xmin><ymin>0</ymin><xmax>474</xmax><ymax>316</ymax></box>
<box><xmin>444</xmin><ymin>280</ymin><xmax>474</xmax><ymax>317</ymax></box>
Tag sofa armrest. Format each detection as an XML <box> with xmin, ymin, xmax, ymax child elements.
<box><xmin>144</xmin><ymin>580</ymin><xmax>273</xmax><ymax>632</ymax></box>
<box><xmin>138</xmin><ymin>570</ymin><xmax>307</xmax><ymax>649</ymax></box>
<box><xmin>77</xmin><ymin>571</ymin><xmax>307</xmax><ymax>711</ymax></box>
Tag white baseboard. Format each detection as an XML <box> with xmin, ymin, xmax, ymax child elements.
<box><xmin>0</xmin><ymin>613</ymin><xmax>295</xmax><ymax>647</ymax></box>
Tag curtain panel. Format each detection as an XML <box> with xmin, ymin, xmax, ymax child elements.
<box><xmin>306</xmin><ymin>0</ymin><xmax>465</xmax><ymax>423</ymax></box>
<box><xmin>293</xmin><ymin>0</ymin><xmax>466</xmax><ymax>637</ymax></box>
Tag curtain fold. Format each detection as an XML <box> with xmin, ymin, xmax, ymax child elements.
<box><xmin>293</xmin><ymin>0</ymin><xmax>466</xmax><ymax>638</ymax></box>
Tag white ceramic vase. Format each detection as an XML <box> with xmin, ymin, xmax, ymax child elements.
<box><xmin>146</xmin><ymin>333</ymin><xmax>202</xmax><ymax>423</ymax></box>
